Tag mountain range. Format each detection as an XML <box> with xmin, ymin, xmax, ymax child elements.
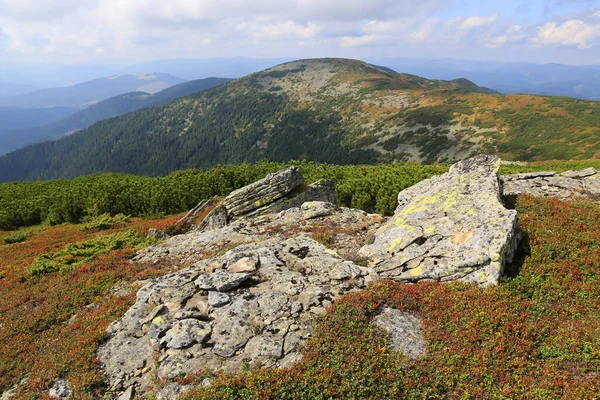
<box><xmin>0</xmin><ymin>73</ymin><xmax>185</xmax><ymax>109</ymax></box>
<box><xmin>0</xmin><ymin>77</ymin><xmax>229</xmax><ymax>155</ymax></box>
<box><xmin>1</xmin><ymin>58</ymin><xmax>599</xmax><ymax>183</ymax></box>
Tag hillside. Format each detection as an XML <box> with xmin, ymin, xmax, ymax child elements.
<box><xmin>0</xmin><ymin>78</ymin><xmax>230</xmax><ymax>155</ymax></box>
<box><xmin>0</xmin><ymin>106</ymin><xmax>78</xmax><ymax>132</ymax></box>
<box><xmin>0</xmin><ymin>160</ymin><xmax>598</xmax><ymax>398</ymax></box>
<box><xmin>0</xmin><ymin>73</ymin><xmax>185</xmax><ymax>108</ymax></box>
<box><xmin>1</xmin><ymin>58</ymin><xmax>599</xmax><ymax>182</ymax></box>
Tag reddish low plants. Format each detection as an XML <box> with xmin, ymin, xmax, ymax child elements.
<box><xmin>0</xmin><ymin>214</ymin><xmax>182</xmax><ymax>398</ymax></box>
<box><xmin>181</xmin><ymin>196</ymin><xmax>600</xmax><ymax>399</ymax></box>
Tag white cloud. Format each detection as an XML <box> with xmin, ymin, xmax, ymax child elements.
<box><xmin>245</xmin><ymin>21</ymin><xmax>321</xmax><ymax>40</ymax></box>
<box><xmin>457</xmin><ymin>14</ymin><xmax>499</xmax><ymax>30</ymax></box>
<box><xmin>0</xmin><ymin>0</ymin><xmax>599</xmax><ymax>63</ymax></box>
<box><xmin>532</xmin><ymin>19</ymin><xmax>600</xmax><ymax>48</ymax></box>
<box><xmin>340</xmin><ymin>35</ymin><xmax>377</xmax><ymax>48</ymax></box>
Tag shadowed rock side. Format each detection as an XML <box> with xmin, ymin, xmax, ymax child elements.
<box><xmin>360</xmin><ymin>154</ymin><xmax>520</xmax><ymax>286</ymax></box>
<box><xmin>501</xmin><ymin>168</ymin><xmax>600</xmax><ymax>200</ymax></box>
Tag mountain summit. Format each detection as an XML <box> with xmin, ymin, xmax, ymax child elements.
<box><xmin>1</xmin><ymin>58</ymin><xmax>599</xmax><ymax>182</ymax></box>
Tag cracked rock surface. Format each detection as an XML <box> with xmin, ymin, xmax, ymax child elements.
<box><xmin>360</xmin><ymin>154</ymin><xmax>520</xmax><ymax>286</ymax></box>
<box><xmin>98</xmin><ymin>235</ymin><xmax>378</xmax><ymax>399</ymax></box>
<box><xmin>501</xmin><ymin>168</ymin><xmax>600</xmax><ymax>200</ymax></box>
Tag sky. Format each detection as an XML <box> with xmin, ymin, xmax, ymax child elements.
<box><xmin>1</xmin><ymin>0</ymin><xmax>600</xmax><ymax>66</ymax></box>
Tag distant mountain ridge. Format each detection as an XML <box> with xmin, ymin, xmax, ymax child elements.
<box><xmin>0</xmin><ymin>73</ymin><xmax>185</xmax><ymax>109</ymax></box>
<box><xmin>0</xmin><ymin>77</ymin><xmax>229</xmax><ymax>155</ymax></box>
<box><xmin>1</xmin><ymin>58</ymin><xmax>599</xmax><ymax>183</ymax></box>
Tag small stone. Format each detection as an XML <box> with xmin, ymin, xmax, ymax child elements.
<box><xmin>185</xmin><ymin>294</ymin><xmax>210</xmax><ymax>314</ymax></box>
<box><xmin>374</xmin><ymin>308</ymin><xmax>426</xmax><ymax>359</ymax></box>
<box><xmin>301</xmin><ymin>201</ymin><xmax>335</xmax><ymax>220</ymax></box>
<box><xmin>161</xmin><ymin>319</ymin><xmax>212</xmax><ymax>349</ymax></box>
<box><xmin>140</xmin><ymin>304</ymin><xmax>167</xmax><ymax>325</ymax></box>
<box><xmin>49</xmin><ymin>379</ymin><xmax>72</xmax><ymax>399</ymax></box>
<box><xmin>165</xmin><ymin>301</ymin><xmax>182</xmax><ymax>312</ymax></box>
<box><xmin>117</xmin><ymin>386</ymin><xmax>135</xmax><ymax>400</ymax></box>
<box><xmin>208</xmin><ymin>291</ymin><xmax>230</xmax><ymax>307</ymax></box>
<box><xmin>195</xmin><ymin>270</ymin><xmax>252</xmax><ymax>292</ymax></box>
<box><xmin>227</xmin><ymin>257</ymin><xmax>258</xmax><ymax>273</ymax></box>
<box><xmin>202</xmin><ymin>378</ymin><xmax>211</xmax><ymax>388</ymax></box>
<box><xmin>329</xmin><ymin>262</ymin><xmax>362</xmax><ymax>280</ymax></box>
<box><xmin>148</xmin><ymin>315</ymin><xmax>172</xmax><ymax>342</ymax></box>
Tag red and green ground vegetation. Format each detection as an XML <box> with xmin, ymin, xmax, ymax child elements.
<box><xmin>182</xmin><ymin>195</ymin><xmax>600</xmax><ymax>399</ymax></box>
<box><xmin>0</xmin><ymin>214</ymin><xmax>183</xmax><ymax>398</ymax></box>
<box><xmin>0</xmin><ymin>192</ymin><xmax>598</xmax><ymax>398</ymax></box>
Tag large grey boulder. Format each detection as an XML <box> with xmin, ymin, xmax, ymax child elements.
<box><xmin>194</xmin><ymin>168</ymin><xmax>338</xmax><ymax>231</ymax></box>
<box><xmin>223</xmin><ymin>166</ymin><xmax>304</xmax><ymax>218</ymax></box>
<box><xmin>361</xmin><ymin>154</ymin><xmax>520</xmax><ymax>286</ymax></box>
<box><xmin>501</xmin><ymin>168</ymin><xmax>600</xmax><ymax>200</ymax></box>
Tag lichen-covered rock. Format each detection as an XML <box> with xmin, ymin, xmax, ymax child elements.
<box><xmin>361</xmin><ymin>154</ymin><xmax>520</xmax><ymax>286</ymax></box>
<box><xmin>99</xmin><ymin>235</ymin><xmax>377</xmax><ymax>398</ymax></box>
<box><xmin>301</xmin><ymin>201</ymin><xmax>336</xmax><ymax>220</ymax></box>
<box><xmin>373</xmin><ymin>308</ymin><xmax>425</xmax><ymax>359</ymax></box>
<box><xmin>223</xmin><ymin>166</ymin><xmax>304</xmax><ymax>218</ymax></box>
<box><xmin>501</xmin><ymin>168</ymin><xmax>600</xmax><ymax>200</ymax></box>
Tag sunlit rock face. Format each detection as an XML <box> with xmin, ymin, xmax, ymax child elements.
<box><xmin>361</xmin><ymin>154</ymin><xmax>520</xmax><ymax>286</ymax></box>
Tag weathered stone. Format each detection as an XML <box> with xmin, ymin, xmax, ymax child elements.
<box><xmin>117</xmin><ymin>386</ymin><xmax>135</xmax><ymax>400</ymax></box>
<box><xmin>196</xmin><ymin>205</ymin><xmax>229</xmax><ymax>232</ymax></box>
<box><xmin>361</xmin><ymin>154</ymin><xmax>519</xmax><ymax>286</ymax></box>
<box><xmin>208</xmin><ymin>291</ymin><xmax>230</xmax><ymax>307</ymax></box>
<box><xmin>161</xmin><ymin>319</ymin><xmax>212</xmax><ymax>349</ymax></box>
<box><xmin>301</xmin><ymin>201</ymin><xmax>336</xmax><ymax>220</ymax></box>
<box><xmin>101</xmin><ymin>236</ymin><xmax>373</xmax><ymax>397</ymax></box>
<box><xmin>185</xmin><ymin>294</ymin><xmax>210</xmax><ymax>315</ymax></box>
<box><xmin>148</xmin><ymin>228</ymin><xmax>169</xmax><ymax>239</ymax></box>
<box><xmin>213</xmin><ymin>298</ymin><xmax>261</xmax><ymax>357</ymax></box>
<box><xmin>148</xmin><ymin>315</ymin><xmax>173</xmax><ymax>341</ymax></box>
<box><xmin>501</xmin><ymin>167</ymin><xmax>600</xmax><ymax>201</ymax></box>
<box><xmin>195</xmin><ymin>270</ymin><xmax>252</xmax><ymax>292</ymax></box>
<box><xmin>223</xmin><ymin>166</ymin><xmax>304</xmax><ymax>218</ymax></box>
<box><xmin>49</xmin><ymin>379</ymin><xmax>72</xmax><ymax>399</ymax></box>
<box><xmin>374</xmin><ymin>308</ymin><xmax>426</xmax><ymax>359</ymax></box>
<box><xmin>246</xmin><ymin>178</ymin><xmax>338</xmax><ymax>218</ymax></box>
<box><xmin>227</xmin><ymin>257</ymin><xmax>258</xmax><ymax>273</ymax></box>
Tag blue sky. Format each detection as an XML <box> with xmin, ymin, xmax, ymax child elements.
<box><xmin>0</xmin><ymin>0</ymin><xmax>599</xmax><ymax>65</ymax></box>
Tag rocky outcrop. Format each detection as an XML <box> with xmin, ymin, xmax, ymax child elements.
<box><xmin>195</xmin><ymin>167</ymin><xmax>337</xmax><ymax>231</ymax></box>
<box><xmin>99</xmin><ymin>236</ymin><xmax>377</xmax><ymax>398</ymax></box>
<box><xmin>100</xmin><ymin>158</ymin><xmax>540</xmax><ymax>398</ymax></box>
<box><xmin>501</xmin><ymin>168</ymin><xmax>600</xmax><ymax>200</ymax></box>
<box><xmin>360</xmin><ymin>154</ymin><xmax>520</xmax><ymax>286</ymax></box>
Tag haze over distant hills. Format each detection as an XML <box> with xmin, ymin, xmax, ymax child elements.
<box><xmin>372</xmin><ymin>59</ymin><xmax>600</xmax><ymax>101</ymax></box>
<box><xmin>3</xmin><ymin>57</ymin><xmax>599</xmax><ymax>101</ymax></box>
<box><xmin>0</xmin><ymin>73</ymin><xmax>185</xmax><ymax>109</ymax></box>
<box><xmin>0</xmin><ymin>77</ymin><xmax>229</xmax><ymax>156</ymax></box>
<box><xmin>2</xmin><ymin>58</ymin><xmax>599</xmax><ymax>183</ymax></box>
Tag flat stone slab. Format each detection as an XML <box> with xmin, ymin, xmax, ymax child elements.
<box><xmin>501</xmin><ymin>168</ymin><xmax>600</xmax><ymax>199</ymax></box>
<box><xmin>374</xmin><ymin>308</ymin><xmax>426</xmax><ymax>359</ymax></box>
<box><xmin>361</xmin><ymin>154</ymin><xmax>520</xmax><ymax>286</ymax></box>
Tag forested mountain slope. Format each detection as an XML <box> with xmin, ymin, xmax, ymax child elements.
<box><xmin>1</xmin><ymin>58</ymin><xmax>599</xmax><ymax>182</ymax></box>
<box><xmin>0</xmin><ymin>78</ymin><xmax>229</xmax><ymax>155</ymax></box>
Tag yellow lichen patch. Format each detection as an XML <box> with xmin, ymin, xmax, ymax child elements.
<box><xmin>388</xmin><ymin>237</ymin><xmax>403</xmax><ymax>252</ymax></box>
<box><xmin>451</xmin><ymin>230</ymin><xmax>474</xmax><ymax>245</ymax></box>
<box><xmin>424</xmin><ymin>226</ymin><xmax>436</xmax><ymax>234</ymax></box>
<box><xmin>409</xmin><ymin>264</ymin><xmax>424</xmax><ymax>276</ymax></box>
